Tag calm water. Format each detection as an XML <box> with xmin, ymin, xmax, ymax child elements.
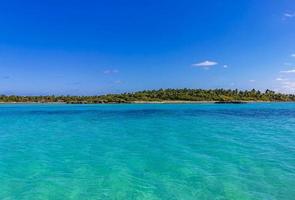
<box><xmin>0</xmin><ymin>103</ymin><xmax>294</xmax><ymax>200</ymax></box>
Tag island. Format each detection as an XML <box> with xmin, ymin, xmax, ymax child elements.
<box><xmin>0</xmin><ymin>89</ymin><xmax>294</xmax><ymax>104</ymax></box>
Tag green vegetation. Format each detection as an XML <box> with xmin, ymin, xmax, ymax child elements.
<box><xmin>0</xmin><ymin>89</ymin><xmax>294</xmax><ymax>103</ymax></box>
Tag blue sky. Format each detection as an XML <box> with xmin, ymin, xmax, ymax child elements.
<box><xmin>0</xmin><ymin>0</ymin><xmax>295</xmax><ymax>95</ymax></box>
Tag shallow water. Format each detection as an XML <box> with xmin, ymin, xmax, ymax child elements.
<box><xmin>0</xmin><ymin>103</ymin><xmax>294</xmax><ymax>200</ymax></box>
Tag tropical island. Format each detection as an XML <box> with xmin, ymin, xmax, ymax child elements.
<box><xmin>0</xmin><ymin>89</ymin><xmax>294</xmax><ymax>104</ymax></box>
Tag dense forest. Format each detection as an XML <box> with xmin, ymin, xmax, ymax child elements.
<box><xmin>0</xmin><ymin>89</ymin><xmax>295</xmax><ymax>103</ymax></box>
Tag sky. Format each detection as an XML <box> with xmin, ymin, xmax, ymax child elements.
<box><xmin>0</xmin><ymin>0</ymin><xmax>294</xmax><ymax>95</ymax></box>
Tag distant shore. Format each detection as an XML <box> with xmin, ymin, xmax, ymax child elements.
<box><xmin>0</xmin><ymin>102</ymin><xmax>66</xmax><ymax>104</ymax></box>
<box><xmin>0</xmin><ymin>100</ymin><xmax>283</xmax><ymax>104</ymax></box>
<box><xmin>131</xmin><ymin>100</ymin><xmax>249</xmax><ymax>104</ymax></box>
<box><xmin>1</xmin><ymin>89</ymin><xmax>294</xmax><ymax>104</ymax></box>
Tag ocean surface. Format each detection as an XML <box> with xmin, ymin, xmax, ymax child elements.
<box><xmin>0</xmin><ymin>103</ymin><xmax>294</xmax><ymax>200</ymax></box>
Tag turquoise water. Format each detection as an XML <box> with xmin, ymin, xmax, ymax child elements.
<box><xmin>0</xmin><ymin>104</ymin><xmax>294</xmax><ymax>200</ymax></box>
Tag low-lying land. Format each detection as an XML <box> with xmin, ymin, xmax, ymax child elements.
<box><xmin>0</xmin><ymin>89</ymin><xmax>294</xmax><ymax>104</ymax></box>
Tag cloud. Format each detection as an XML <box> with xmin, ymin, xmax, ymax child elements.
<box><xmin>277</xmin><ymin>78</ymin><xmax>295</xmax><ymax>93</ymax></box>
<box><xmin>292</xmin><ymin>54</ymin><xmax>295</xmax><ymax>57</ymax></box>
<box><xmin>103</xmin><ymin>69</ymin><xmax>119</xmax><ymax>74</ymax></box>
<box><xmin>192</xmin><ymin>60</ymin><xmax>218</xmax><ymax>69</ymax></box>
<box><xmin>193</xmin><ymin>60</ymin><xmax>218</xmax><ymax>66</ymax></box>
<box><xmin>284</xmin><ymin>62</ymin><xmax>294</xmax><ymax>66</ymax></box>
<box><xmin>276</xmin><ymin>77</ymin><xmax>288</xmax><ymax>81</ymax></box>
<box><xmin>277</xmin><ymin>63</ymin><xmax>295</xmax><ymax>92</ymax></box>
<box><xmin>284</xmin><ymin>12</ymin><xmax>295</xmax><ymax>18</ymax></box>
<box><xmin>280</xmin><ymin>69</ymin><xmax>295</xmax><ymax>73</ymax></box>
<box><xmin>249</xmin><ymin>79</ymin><xmax>255</xmax><ymax>82</ymax></box>
<box><xmin>281</xmin><ymin>81</ymin><xmax>295</xmax><ymax>89</ymax></box>
<box><xmin>223</xmin><ymin>65</ymin><xmax>228</xmax><ymax>68</ymax></box>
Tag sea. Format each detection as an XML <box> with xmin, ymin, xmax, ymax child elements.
<box><xmin>0</xmin><ymin>103</ymin><xmax>294</xmax><ymax>199</ymax></box>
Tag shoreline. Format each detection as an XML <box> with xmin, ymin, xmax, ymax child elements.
<box><xmin>0</xmin><ymin>100</ymin><xmax>291</xmax><ymax>105</ymax></box>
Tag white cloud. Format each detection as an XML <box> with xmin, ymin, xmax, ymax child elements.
<box><xmin>280</xmin><ymin>69</ymin><xmax>295</xmax><ymax>73</ymax></box>
<box><xmin>223</xmin><ymin>65</ymin><xmax>228</xmax><ymax>68</ymax></box>
<box><xmin>284</xmin><ymin>12</ymin><xmax>295</xmax><ymax>18</ymax></box>
<box><xmin>277</xmin><ymin>79</ymin><xmax>295</xmax><ymax>93</ymax></box>
<box><xmin>282</xmin><ymin>81</ymin><xmax>295</xmax><ymax>89</ymax></box>
<box><xmin>192</xmin><ymin>60</ymin><xmax>218</xmax><ymax>69</ymax></box>
<box><xmin>103</xmin><ymin>69</ymin><xmax>119</xmax><ymax>74</ymax></box>
<box><xmin>292</xmin><ymin>54</ymin><xmax>295</xmax><ymax>57</ymax></box>
<box><xmin>277</xmin><ymin>63</ymin><xmax>295</xmax><ymax>92</ymax></box>
<box><xmin>249</xmin><ymin>79</ymin><xmax>255</xmax><ymax>82</ymax></box>
<box><xmin>276</xmin><ymin>77</ymin><xmax>288</xmax><ymax>81</ymax></box>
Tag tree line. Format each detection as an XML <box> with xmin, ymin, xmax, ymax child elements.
<box><xmin>0</xmin><ymin>89</ymin><xmax>294</xmax><ymax>103</ymax></box>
